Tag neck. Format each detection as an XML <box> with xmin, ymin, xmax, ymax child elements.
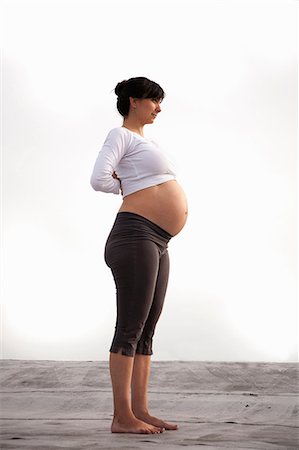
<box><xmin>122</xmin><ymin>118</ymin><xmax>144</xmax><ymax>137</ymax></box>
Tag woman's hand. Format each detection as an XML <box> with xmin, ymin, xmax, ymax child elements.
<box><xmin>112</xmin><ymin>171</ymin><xmax>123</xmax><ymax>195</ymax></box>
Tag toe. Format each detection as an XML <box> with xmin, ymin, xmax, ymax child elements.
<box><xmin>165</xmin><ymin>422</ymin><xmax>178</xmax><ymax>430</ymax></box>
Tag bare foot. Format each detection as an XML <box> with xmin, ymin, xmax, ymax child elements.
<box><xmin>111</xmin><ymin>415</ymin><xmax>164</xmax><ymax>434</ymax></box>
<box><xmin>134</xmin><ymin>412</ymin><xmax>178</xmax><ymax>430</ymax></box>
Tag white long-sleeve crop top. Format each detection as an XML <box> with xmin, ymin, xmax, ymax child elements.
<box><xmin>90</xmin><ymin>126</ymin><xmax>176</xmax><ymax>197</ymax></box>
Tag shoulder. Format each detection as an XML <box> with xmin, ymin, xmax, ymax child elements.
<box><xmin>105</xmin><ymin>127</ymin><xmax>132</xmax><ymax>143</ymax></box>
<box><xmin>106</xmin><ymin>126</ymin><xmax>130</xmax><ymax>138</ymax></box>
<box><xmin>103</xmin><ymin>127</ymin><xmax>133</xmax><ymax>153</ymax></box>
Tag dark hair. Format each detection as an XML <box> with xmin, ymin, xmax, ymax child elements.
<box><xmin>114</xmin><ymin>76</ymin><xmax>165</xmax><ymax>117</ymax></box>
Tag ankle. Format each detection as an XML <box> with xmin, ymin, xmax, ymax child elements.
<box><xmin>132</xmin><ymin>407</ymin><xmax>149</xmax><ymax>417</ymax></box>
<box><xmin>113</xmin><ymin>410</ymin><xmax>136</xmax><ymax>422</ymax></box>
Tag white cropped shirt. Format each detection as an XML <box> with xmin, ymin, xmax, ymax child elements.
<box><xmin>90</xmin><ymin>126</ymin><xmax>176</xmax><ymax>197</ymax></box>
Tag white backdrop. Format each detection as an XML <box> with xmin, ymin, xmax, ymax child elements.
<box><xmin>2</xmin><ymin>0</ymin><xmax>297</xmax><ymax>361</ymax></box>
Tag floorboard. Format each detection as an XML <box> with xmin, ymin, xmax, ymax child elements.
<box><xmin>1</xmin><ymin>360</ymin><xmax>298</xmax><ymax>449</ymax></box>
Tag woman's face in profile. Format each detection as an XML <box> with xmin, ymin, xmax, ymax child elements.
<box><xmin>133</xmin><ymin>98</ymin><xmax>162</xmax><ymax>124</ymax></box>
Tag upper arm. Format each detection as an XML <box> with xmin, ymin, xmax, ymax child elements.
<box><xmin>90</xmin><ymin>128</ymin><xmax>129</xmax><ymax>194</ymax></box>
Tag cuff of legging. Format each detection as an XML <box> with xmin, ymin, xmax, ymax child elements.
<box><xmin>135</xmin><ymin>339</ymin><xmax>153</xmax><ymax>355</ymax></box>
<box><xmin>109</xmin><ymin>343</ymin><xmax>136</xmax><ymax>357</ymax></box>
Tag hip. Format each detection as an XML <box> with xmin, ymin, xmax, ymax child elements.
<box><xmin>104</xmin><ymin>211</ymin><xmax>172</xmax><ymax>267</ymax></box>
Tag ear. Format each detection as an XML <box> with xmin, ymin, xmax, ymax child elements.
<box><xmin>129</xmin><ymin>96</ymin><xmax>137</xmax><ymax>109</ymax></box>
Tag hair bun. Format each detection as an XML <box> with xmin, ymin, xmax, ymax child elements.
<box><xmin>115</xmin><ymin>80</ymin><xmax>127</xmax><ymax>97</ymax></box>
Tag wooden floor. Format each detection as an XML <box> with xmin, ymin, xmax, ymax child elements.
<box><xmin>0</xmin><ymin>360</ymin><xmax>298</xmax><ymax>449</ymax></box>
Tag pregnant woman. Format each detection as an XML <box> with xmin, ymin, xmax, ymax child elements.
<box><xmin>90</xmin><ymin>76</ymin><xmax>188</xmax><ymax>435</ymax></box>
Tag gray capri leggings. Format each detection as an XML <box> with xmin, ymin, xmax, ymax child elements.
<box><xmin>104</xmin><ymin>211</ymin><xmax>173</xmax><ymax>357</ymax></box>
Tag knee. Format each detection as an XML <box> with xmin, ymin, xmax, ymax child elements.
<box><xmin>110</xmin><ymin>325</ymin><xmax>144</xmax><ymax>357</ymax></box>
<box><xmin>110</xmin><ymin>323</ymin><xmax>156</xmax><ymax>357</ymax></box>
<box><xmin>135</xmin><ymin>336</ymin><xmax>153</xmax><ymax>355</ymax></box>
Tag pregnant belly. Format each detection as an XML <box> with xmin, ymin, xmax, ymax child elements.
<box><xmin>118</xmin><ymin>180</ymin><xmax>188</xmax><ymax>236</ymax></box>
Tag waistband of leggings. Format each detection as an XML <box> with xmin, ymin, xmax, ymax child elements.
<box><xmin>116</xmin><ymin>212</ymin><xmax>173</xmax><ymax>240</ymax></box>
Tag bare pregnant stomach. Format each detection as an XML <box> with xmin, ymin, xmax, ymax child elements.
<box><xmin>118</xmin><ymin>180</ymin><xmax>188</xmax><ymax>236</ymax></box>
